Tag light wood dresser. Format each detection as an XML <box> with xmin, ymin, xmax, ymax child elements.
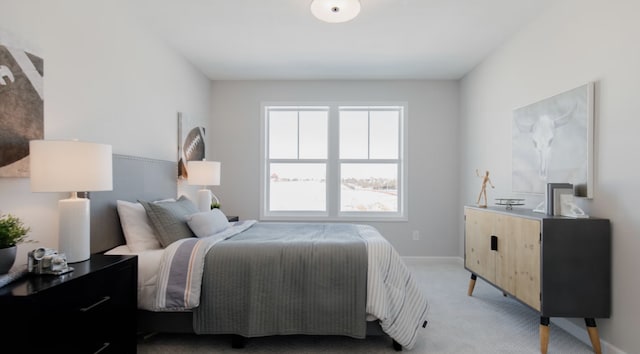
<box><xmin>464</xmin><ymin>206</ymin><xmax>610</xmax><ymax>354</ymax></box>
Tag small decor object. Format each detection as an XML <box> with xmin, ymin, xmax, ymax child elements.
<box><xmin>0</xmin><ymin>213</ymin><xmax>32</xmax><ymax>274</ymax></box>
<box><xmin>552</xmin><ymin>185</ymin><xmax>574</xmax><ymax>216</ymax></box>
<box><xmin>559</xmin><ymin>194</ymin><xmax>589</xmax><ymax>218</ymax></box>
<box><xmin>546</xmin><ymin>183</ymin><xmax>573</xmax><ymax>215</ymax></box>
<box><xmin>27</xmin><ymin>247</ymin><xmax>73</xmax><ymax>275</ymax></box>
<box><xmin>475</xmin><ymin>169</ymin><xmax>494</xmax><ymax>208</ymax></box>
<box><xmin>495</xmin><ymin>198</ymin><xmax>525</xmax><ymax>210</ymax></box>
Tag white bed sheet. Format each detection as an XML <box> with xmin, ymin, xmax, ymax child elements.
<box><xmin>105</xmin><ymin>245</ymin><xmax>164</xmax><ymax>311</ymax></box>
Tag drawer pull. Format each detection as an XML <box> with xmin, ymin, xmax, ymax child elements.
<box><xmin>94</xmin><ymin>342</ymin><xmax>110</xmax><ymax>354</ymax></box>
<box><xmin>490</xmin><ymin>235</ymin><xmax>498</xmax><ymax>251</ymax></box>
<box><xmin>81</xmin><ymin>296</ymin><xmax>111</xmax><ymax>312</ymax></box>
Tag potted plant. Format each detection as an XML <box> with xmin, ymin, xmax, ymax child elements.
<box><xmin>0</xmin><ymin>213</ymin><xmax>32</xmax><ymax>274</ymax></box>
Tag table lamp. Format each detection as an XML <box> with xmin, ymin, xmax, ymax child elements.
<box><xmin>29</xmin><ymin>140</ymin><xmax>113</xmax><ymax>263</ymax></box>
<box><xmin>187</xmin><ymin>160</ymin><xmax>221</xmax><ymax>212</ymax></box>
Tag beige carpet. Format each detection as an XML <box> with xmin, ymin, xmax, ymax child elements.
<box><xmin>137</xmin><ymin>259</ymin><xmax>594</xmax><ymax>353</ymax></box>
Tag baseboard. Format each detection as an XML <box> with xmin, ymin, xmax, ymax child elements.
<box><xmin>551</xmin><ymin>318</ymin><xmax>626</xmax><ymax>354</ymax></box>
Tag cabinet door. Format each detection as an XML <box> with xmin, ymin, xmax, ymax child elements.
<box><xmin>464</xmin><ymin>208</ymin><xmax>496</xmax><ymax>283</ymax></box>
<box><xmin>495</xmin><ymin>214</ymin><xmax>541</xmax><ymax>310</ymax></box>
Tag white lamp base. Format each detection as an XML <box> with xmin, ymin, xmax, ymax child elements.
<box><xmin>196</xmin><ymin>189</ymin><xmax>212</xmax><ymax>212</ymax></box>
<box><xmin>58</xmin><ymin>197</ymin><xmax>91</xmax><ymax>263</ymax></box>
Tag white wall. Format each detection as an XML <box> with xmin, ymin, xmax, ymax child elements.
<box><xmin>0</xmin><ymin>0</ymin><xmax>210</xmax><ymax>263</ymax></box>
<box><xmin>210</xmin><ymin>80</ymin><xmax>460</xmax><ymax>256</ymax></box>
<box><xmin>460</xmin><ymin>0</ymin><xmax>640</xmax><ymax>352</ymax></box>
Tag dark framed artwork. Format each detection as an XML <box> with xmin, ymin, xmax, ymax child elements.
<box><xmin>177</xmin><ymin>112</ymin><xmax>206</xmax><ymax>179</ymax></box>
<box><xmin>0</xmin><ymin>42</ymin><xmax>44</xmax><ymax>177</ymax></box>
<box><xmin>512</xmin><ymin>82</ymin><xmax>595</xmax><ymax>198</ymax></box>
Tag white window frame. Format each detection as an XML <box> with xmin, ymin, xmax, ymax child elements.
<box><xmin>260</xmin><ymin>102</ymin><xmax>408</xmax><ymax>222</ymax></box>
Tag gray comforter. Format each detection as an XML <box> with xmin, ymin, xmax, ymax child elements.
<box><xmin>193</xmin><ymin>222</ymin><xmax>368</xmax><ymax>338</ymax></box>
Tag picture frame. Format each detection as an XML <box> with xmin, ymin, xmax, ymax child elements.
<box><xmin>0</xmin><ymin>42</ymin><xmax>44</xmax><ymax>177</ymax></box>
<box><xmin>545</xmin><ymin>182</ymin><xmax>573</xmax><ymax>215</ymax></box>
<box><xmin>177</xmin><ymin>112</ymin><xmax>206</xmax><ymax>179</ymax></box>
<box><xmin>512</xmin><ymin>82</ymin><xmax>595</xmax><ymax>198</ymax></box>
<box><xmin>552</xmin><ymin>186</ymin><xmax>574</xmax><ymax>216</ymax></box>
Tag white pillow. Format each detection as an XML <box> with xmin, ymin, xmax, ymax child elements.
<box><xmin>186</xmin><ymin>209</ymin><xmax>231</xmax><ymax>238</ymax></box>
<box><xmin>116</xmin><ymin>200</ymin><xmax>162</xmax><ymax>251</ymax></box>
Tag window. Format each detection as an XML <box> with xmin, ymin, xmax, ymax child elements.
<box><xmin>261</xmin><ymin>103</ymin><xmax>407</xmax><ymax>221</ymax></box>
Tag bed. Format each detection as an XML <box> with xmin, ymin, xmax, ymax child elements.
<box><xmin>89</xmin><ymin>154</ymin><xmax>429</xmax><ymax>351</ymax></box>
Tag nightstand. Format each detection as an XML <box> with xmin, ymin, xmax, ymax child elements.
<box><xmin>227</xmin><ymin>215</ymin><xmax>239</xmax><ymax>222</ymax></box>
<box><xmin>0</xmin><ymin>253</ymin><xmax>137</xmax><ymax>353</ymax></box>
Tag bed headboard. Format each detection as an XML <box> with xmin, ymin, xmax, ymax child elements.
<box><xmin>89</xmin><ymin>154</ymin><xmax>177</xmax><ymax>254</ymax></box>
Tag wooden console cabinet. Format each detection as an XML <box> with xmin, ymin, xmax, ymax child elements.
<box><xmin>464</xmin><ymin>206</ymin><xmax>610</xmax><ymax>354</ymax></box>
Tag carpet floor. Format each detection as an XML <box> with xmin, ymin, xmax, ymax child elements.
<box><xmin>137</xmin><ymin>259</ymin><xmax>594</xmax><ymax>353</ymax></box>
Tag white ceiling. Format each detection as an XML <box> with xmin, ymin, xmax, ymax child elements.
<box><xmin>128</xmin><ymin>0</ymin><xmax>554</xmax><ymax>80</ymax></box>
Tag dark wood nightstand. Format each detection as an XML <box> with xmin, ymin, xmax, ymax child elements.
<box><xmin>227</xmin><ymin>215</ymin><xmax>239</xmax><ymax>222</ymax></box>
<box><xmin>0</xmin><ymin>253</ymin><xmax>137</xmax><ymax>353</ymax></box>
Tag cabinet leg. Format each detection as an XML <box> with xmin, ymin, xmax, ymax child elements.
<box><xmin>467</xmin><ymin>274</ymin><xmax>477</xmax><ymax>296</ymax></box>
<box><xmin>539</xmin><ymin>317</ymin><xmax>550</xmax><ymax>354</ymax></box>
<box><xmin>585</xmin><ymin>318</ymin><xmax>602</xmax><ymax>354</ymax></box>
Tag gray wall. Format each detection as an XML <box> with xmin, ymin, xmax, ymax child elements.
<box><xmin>460</xmin><ymin>0</ymin><xmax>640</xmax><ymax>352</ymax></box>
<box><xmin>0</xmin><ymin>0</ymin><xmax>211</xmax><ymax>262</ymax></box>
<box><xmin>209</xmin><ymin>80</ymin><xmax>460</xmax><ymax>256</ymax></box>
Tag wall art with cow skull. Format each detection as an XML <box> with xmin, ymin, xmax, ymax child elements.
<box><xmin>512</xmin><ymin>82</ymin><xmax>594</xmax><ymax>198</ymax></box>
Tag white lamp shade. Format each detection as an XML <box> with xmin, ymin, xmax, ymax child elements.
<box><xmin>187</xmin><ymin>160</ymin><xmax>221</xmax><ymax>186</ymax></box>
<box><xmin>29</xmin><ymin>140</ymin><xmax>113</xmax><ymax>192</ymax></box>
<box><xmin>311</xmin><ymin>0</ymin><xmax>361</xmax><ymax>23</ymax></box>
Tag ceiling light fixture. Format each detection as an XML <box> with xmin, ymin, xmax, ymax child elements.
<box><xmin>310</xmin><ymin>0</ymin><xmax>361</xmax><ymax>23</ymax></box>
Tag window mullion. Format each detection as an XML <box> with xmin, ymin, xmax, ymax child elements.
<box><xmin>327</xmin><ymin>105</ymin><xmax>340</xmax><ymax>217</ymax></box>
<box><xmin>296</xmin><ymin>111</ymin><xmax>300</xmax><ymax>159</ymax></box>
<box><xmin>367</xmin><ymin>110</ymin><xmax>371</xmax><ymax>160</ymax></box>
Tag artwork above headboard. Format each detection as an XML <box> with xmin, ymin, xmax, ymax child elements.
<box><xmin>89</xmin><ymin>154</ymin><xmax>177</xmax><ymax>254</ymax></box>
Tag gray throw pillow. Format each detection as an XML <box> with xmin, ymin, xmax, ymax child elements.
<box><xmin>186</xmin><ymin>208</ymin><xmax>231</xmax><ymax>238</ymax></box>
<box><xmin>139</xmin><ymin>195</ymin><xmax>199</xmax><ymax>247</ymax></box>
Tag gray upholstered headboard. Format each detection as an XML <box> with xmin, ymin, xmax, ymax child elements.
<box><xmin>89</xmin><ymin>154</ymin><xmax>177</xmax><ymax>254</ymax></box>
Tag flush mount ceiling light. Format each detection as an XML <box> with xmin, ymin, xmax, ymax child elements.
<box><xmin>310</xmin><ymin>0</ymin><xmax>361</xmax><ymax>23</ymax></box>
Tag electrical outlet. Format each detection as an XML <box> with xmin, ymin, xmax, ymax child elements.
<box><xmin>412</xmin><ymin>230</ymin><xmax>420</xmax><ymax>240</ymax></box>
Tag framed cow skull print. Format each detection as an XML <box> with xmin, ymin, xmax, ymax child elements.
<box><xmin>512</xmin><ymin>82</ymin><xmax>594</xmax><ymax>198</ymax></box>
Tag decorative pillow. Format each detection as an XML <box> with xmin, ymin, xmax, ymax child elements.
<box><xmin>139</xmin><ymin>195</ymin><xmax>199</xmax><ymax>247</ymax></box>
<box><xmin>116</xmin><ymin>200</ymin><xmax>162</xmax><ymax>252</ymax></box>
<box><xmin>186</xmin><ymin>209</ymin><xmax>231</xmax><ymax>238</ymax></box>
